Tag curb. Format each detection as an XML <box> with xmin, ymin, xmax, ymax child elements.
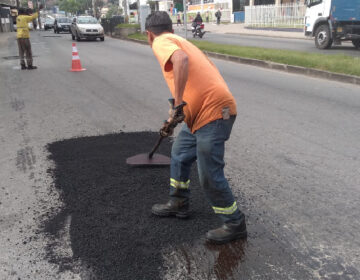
<box><xmin>118</xmin><ymin>37</ymin><xmax>360</xmax><ymax>86</ymax></box>
<box><xmin>224</xmin><ymin>32</ymin><xmax>311</xmax><ymax>40</ymax></box>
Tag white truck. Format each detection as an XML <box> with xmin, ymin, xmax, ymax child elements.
<box><xmin>304</xmin><ymin>0</ymin><xmax>360</xmax><ymax>49</ymax></box>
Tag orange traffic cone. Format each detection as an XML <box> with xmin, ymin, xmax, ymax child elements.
<box><xmin>70</xmin><ymin>43</ymin><xmax>86</xmax><ymax>72</ymax></box>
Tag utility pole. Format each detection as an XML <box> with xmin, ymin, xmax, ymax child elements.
<box><xmin>92</xmin><ymin>0</ymin><xmax>96</xmax><ymax>17</ymax></box>
<box><xmin>183</xmin><ymin>0</ymin><xmax>187</xmax><ymax>39</ymax></box>
<box><xmin>16</xmin><ymin>0</ymin><xmax>19</xmax><ymax>9</ymax></box>
<box><xmin>37</xmin><ymin>0</ymin><xmax>41</xmax><ymax>30</ymax></box>
<box><xmin>137</xmin><ymin>0</ymin><xmax>140</xmax><ymax>25</ymax></box>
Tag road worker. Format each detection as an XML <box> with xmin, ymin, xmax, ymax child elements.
<box><xmin>146</xmin><ymin>11</ymin><xmax>247</xmax><ymax>244</ymax></box>
<box><xmin>16</xmin><ymin>5</ymin><xmax>42</xmax><ymax>70</ymax></box>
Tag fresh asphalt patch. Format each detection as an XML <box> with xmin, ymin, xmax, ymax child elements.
<box><xmin>42</xmin><ymin>132</ymin><xmax>352</xmax><ymax>279</ymax></box>
<box><xmin>44</xmin><ymin>132</ymin><xmax>220</xmax><ymax>279</ymax></box>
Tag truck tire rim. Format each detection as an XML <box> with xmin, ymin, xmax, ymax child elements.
<box><xmin>318</xmin><ymin>31</ymin><xmax>327</xmax><ymax>44</ymax></box>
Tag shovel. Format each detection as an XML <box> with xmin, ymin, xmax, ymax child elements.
<box><xmin>126</xmin><ymin>135</ymin><xmax>171</xmax><ymax>166</ymax></box>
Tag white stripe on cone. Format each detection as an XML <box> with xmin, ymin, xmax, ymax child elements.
<box><xmin>72</xmin><ymin>55</ymin><xmax>80</xmax><ymax>60</ymax></box>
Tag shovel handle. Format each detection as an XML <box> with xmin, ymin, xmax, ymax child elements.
<box><xmin>148</xmin><ymin>136</ymin><xmax>164</xmax><ymax>159</ymax></box>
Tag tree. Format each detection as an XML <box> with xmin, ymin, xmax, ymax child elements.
<box><xmin>94</xmin><ymin>0</ymin><xmax>104</xmax><ymax>18</ymax></box>
<box><xmin>106</xmin><ymin>4</ymin><xmax>123</xmax><ymax>18</ymax></box>
<box><xmin>59</xmin><ymin>0</ymin><xmax>80</xmax><ymax>14</ymax></box>
<box><xmin>77</xmin><ymin>0</ymin><xmax>92</xmax><ymax>13</ymax></box>
<box><xmin>20</xmin><ymin>0</ymin><xmax>28</xmax><ymax>8</ymax></box>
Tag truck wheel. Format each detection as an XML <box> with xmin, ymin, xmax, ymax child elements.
<box><xmin>315</xmin><ymin>24</ymin><xmax>333</xmax><ymax>49</ymax></box>
<box><xmin>352</xmin><ymin>39</ymin><xmax>360</xmax><ymax>49</ymax></box>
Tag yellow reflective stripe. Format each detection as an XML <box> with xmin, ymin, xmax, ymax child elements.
<box><xmin>212</xmin><ymin>202</ymin><xmax>238</xmax><ymax>215</ymax></box>
<box><xmin>170</xmin><ymin>178</ymin><xmax>190</xmax><ymax>189</ymax></box>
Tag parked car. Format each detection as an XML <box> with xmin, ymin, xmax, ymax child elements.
<box><xmin>70</xmin><ymin>16</ymin><xmax>105</xmax><ymax>41</ymax></box>
<box><xmin>44</xmin><ymin>17</ymin><xmax>55</xmax><ymax>30</ymax></box>
<box><xmin>54</xmin><ymin>17</ymin><xmax>71</xmax><ymax>33</ymax></box>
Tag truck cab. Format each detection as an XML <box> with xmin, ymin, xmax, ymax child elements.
<box><xmin>305</xmin><ymin>0</ymin><xmax>360</xmax><ymax>49</ymax></box>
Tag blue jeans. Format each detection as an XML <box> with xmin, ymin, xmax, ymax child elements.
<box><xmin>169</xmin><ymin>116</ymin><xmax>244</xmax><ymax>223</ymax></box>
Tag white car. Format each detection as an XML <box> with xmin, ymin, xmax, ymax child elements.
<box><xmin>70</xmin><ymin>16</ymin><xmax>104</xmax><ymax>41</ymax></box>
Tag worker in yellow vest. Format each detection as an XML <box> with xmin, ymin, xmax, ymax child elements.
<box><xmin>16</xmin><ymin>5</ymin><xmax>43</xmax><ymax>70</ymax></box>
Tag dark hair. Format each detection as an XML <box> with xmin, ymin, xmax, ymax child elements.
<box><xmin>18</xmin><ymin>8</ymin><xmax>28</xmax><ymax>15</ymax></box>
<box><xmin>145</xmin><ymin>11</ymin><xmax>172</xmax><ymax>35</ymax></box>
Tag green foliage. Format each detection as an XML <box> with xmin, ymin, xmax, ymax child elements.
<box><xmin>77</xmin><ymin>0</ymin><xmax>92</xmax><ymax>13</ymax></box>
<box><xmin>20</xmin><ymin>0</ymin><xmax>28</xmax><ymax>8</ymax></box>
<box><xmin>116</xmin><ymin>23</ymin><xmax>140</xmax><ymax>28</ymax></box>
<box><xmin>127</xmin><ymin>34</ymin><xmax>360</xmax><ymax>77</ymax></box>
<box><xmin>191</xmin><ymin>40</ymin><xmax>360</xmax><ymax>77</ymax></box>
<box><xmin>106</xmin><ymin>4</ymin><xmax>123</xmax><ymax>18</ymax></box>
<box><xmin>59</xmin><ymin>0</ymin><xmax>80</xmax><ymax>14</ymax></box>
<box><xmin>128</xmin><ymin>32</ymin><xmax>147</xmax><ymax>40</ymax></box>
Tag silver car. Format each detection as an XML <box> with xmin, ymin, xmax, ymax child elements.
<box><xmin>70</xmin><ymin>16</ymin><xmax>105</xmax><ymax>41</ymax></box>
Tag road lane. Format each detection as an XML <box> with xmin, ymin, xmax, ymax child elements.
<box><xmin>0</xmin><ymin>31</ymin><xmax>359</xmax><ymax>279</ymax></box>
<box><xmin>175</xmin><ymin>29</ymin><xmax>360</xmax><ymax>57</ymax></box>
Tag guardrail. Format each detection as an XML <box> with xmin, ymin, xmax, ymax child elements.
<box><xmin>245</xmin><ymin>4</ymin><xmax>306</xmax><ymax>28</ymax></box>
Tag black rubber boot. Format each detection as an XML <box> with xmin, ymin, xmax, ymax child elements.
<box><xmin>206</xmin><ymin>220</ymin><xmax>247</xmax><ymax>244</ymax></box>
<box><xmin>21</xmin><ymin>64</ymin><xmax>27</xmax><ymax>70</ymax></box>
<box><xmin>27</xmin><ymin>65</ymin><xmax>37</xmax><ymax>70</ymax></box>
<box><xmin>151</xmin><ymin>199</ymin><xmax>189</xmax><ymax>219</ymax></box>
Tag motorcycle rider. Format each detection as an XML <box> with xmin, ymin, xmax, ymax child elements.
<box><xmin>193</xmin><ymin>12</ymin><xmax>203</xmax><ymax>26</ymax></box>
<box><xmin>192</xmin><ymin>12</ymin><xmax>204</xmax><ymax>37</ymax></box>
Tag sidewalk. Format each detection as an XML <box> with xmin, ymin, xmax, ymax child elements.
<box><xmin>174</xmin><ymin>23</ymin><xmax>307</xmax><ymax>40</ymax></box>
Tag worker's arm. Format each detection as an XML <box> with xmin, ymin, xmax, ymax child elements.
<box><xmin>24</xmin><ymin>12</ymin><xmax>38</xmax><ymax>23</ymax></box>
<box><xmin>170</xmin><ymin>49</ymin><xmax>188</xmax><ymax>107</ymax></box>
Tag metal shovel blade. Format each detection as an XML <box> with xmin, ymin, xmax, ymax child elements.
<box><xmin>126</xmin><ymin>153</ymin><xmax>171</xmax><ymax>166</ymax></box>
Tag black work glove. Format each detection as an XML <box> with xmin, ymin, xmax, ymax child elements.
<box><xmin>159</xmin><ymin>99</ymin><xmax>187</xmax><ymax>137</ymax></box>
<box><xmin>160</xmin><ymin>120</ymin><xmax>175</xmax><ymax>137</ymax></box>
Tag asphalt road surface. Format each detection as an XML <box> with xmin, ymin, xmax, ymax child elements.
<box><xmin>1</xmin><ymin>31</ymin><xmax>360</xmax><ymax>280</ymax></box>
<box><xmin>175</xmin><ymin>29</ymin><xmax>360</xmax><ymax>57</ymax></box>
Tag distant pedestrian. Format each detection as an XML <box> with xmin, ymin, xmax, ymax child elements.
<box><xmin>32</xmin><ymin>18</ymin><xmax>37</xmax><ymax>30</ymax></box>
<box><xmin>215</xmin><ymin>9</ymin><xmax>221</xmax><ymax>25</ymax></box>
<box><xmin>177</xmin><ymin>13</ymin><xmax>182</xmax><ymax>26</ymax></box>
<box><xmin>206</xmin><ymin>11</ymin><xmax>209</xmax><ymax>23</ymax></box>
<box><xmin>16</xmin><ymin>5</ymin><xmax>43</xmax><ymax>70</ymax></box>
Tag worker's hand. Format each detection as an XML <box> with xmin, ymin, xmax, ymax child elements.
<box><xmin>160</xmin><ymin>99</ymin><xmax>187</xmax><ymax>137</ymax></box>
<box><xmin>168</xmin><ymin>98</ymin><xmax>186</xmax><ymax>125</ymax></box>
<box><xmin>160</xmin><ymin>121</ymin><xmax>175</xmax><ymax>137</ymax></box>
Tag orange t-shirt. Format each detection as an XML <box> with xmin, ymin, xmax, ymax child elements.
<box><xmin>152</xmin><ymin>33</ymin><xmax>237</xmax><ymax>133</ymax></box>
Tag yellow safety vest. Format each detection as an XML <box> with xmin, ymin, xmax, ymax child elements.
<box><xmin>16</xmin><ymin>12</ymin><xmax>38</xmax><ymax>39</ymax></box>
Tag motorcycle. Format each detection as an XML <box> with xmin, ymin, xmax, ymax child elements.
<box><xmin>191</xmin><ymin>22</ymin><xmax>205</xmax><ymax>38</ymax></box>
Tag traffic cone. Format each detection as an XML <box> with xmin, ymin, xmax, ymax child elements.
<box><xmin>70</xmin><ymin>43</ymin><xmax>86</xmax><ymax>72</ymax></box>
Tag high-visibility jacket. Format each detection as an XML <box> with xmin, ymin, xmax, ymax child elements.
<box><xmin>16</xmin><ymin>12</ymin><xmax>38</xmax><ymax>39</ymax></box>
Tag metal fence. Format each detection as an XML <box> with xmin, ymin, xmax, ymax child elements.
<box><xmin>245</xmin><ymin>4</ymin><xmax>306</xmax><ymax>28</ymax></box>
<box><xmin>101</xmin><ymin>16</ymin><xmax>124</xmax><ymax>36</ymax></box>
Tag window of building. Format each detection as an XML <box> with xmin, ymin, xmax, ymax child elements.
<box><xmin>254</xmin><ymin>0</ymin><xmax>275</xmax><ymax>5</ymax></box>
<box><xmin>233</xmin><ymin>0</ymin><xmax>249</xmax><ymax>12</ymax></box>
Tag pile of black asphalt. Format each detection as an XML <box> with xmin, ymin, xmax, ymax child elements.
<box><xmin>44</xmin><ymin>132</ymin><xmax>220</xmax><ymax>280</ymax></box>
